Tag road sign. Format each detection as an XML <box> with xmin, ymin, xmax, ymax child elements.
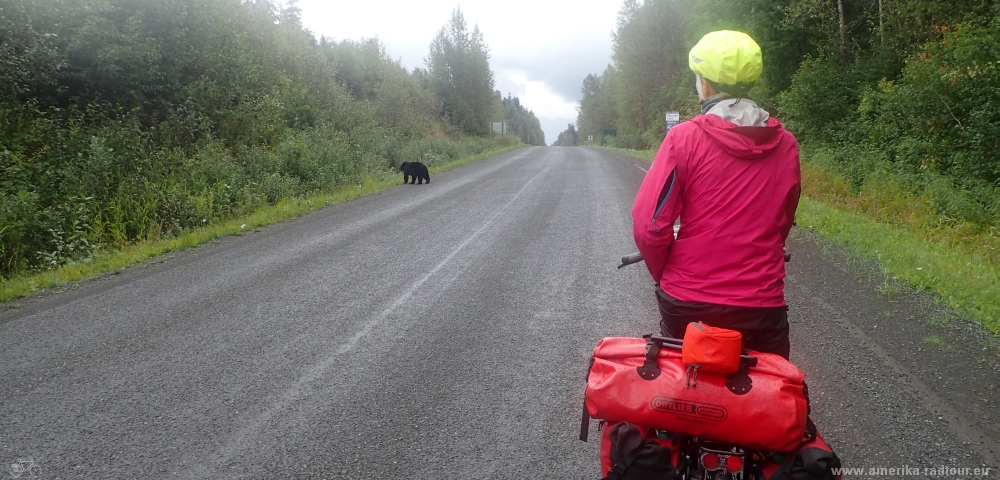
<box><xmin>665</xmin><ymin>111</ymin><xmax>680</xmax><ymax>132</ymax></box>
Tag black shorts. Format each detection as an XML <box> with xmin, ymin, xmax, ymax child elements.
<box><xmin>656</xmin><ymin>288</ymin><xmax>790</xmax><ymax>359</ymax></box>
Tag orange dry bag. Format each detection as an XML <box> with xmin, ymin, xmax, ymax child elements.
<box><xmin>584</xmin><ymin>335</ymin><xmax>809</xmax><ymax>452</ymax></box>
<box><xmin>682</xmin><ymin>322</ymin><xmax>742</xmax><ymax>375</ymax></box>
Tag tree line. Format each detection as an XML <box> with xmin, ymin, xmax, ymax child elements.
<box><xmin>552</xmin><ymin>124</ymin><xmax>578</xmax><ymax>147</ymax></box>
<box><xmin>574</xmin><ymin>0</ymin><xmax>1000</xmax><ymax>232</ymax></box>
<box><xmin>0</xmin><ymin>1</ymin><xmax>542</xmax><ymax>279</ymax></box>
<box><xmin>501</xmin><ymin>95</ymin><xmax>546</xmax><ymax>146</ymax></box>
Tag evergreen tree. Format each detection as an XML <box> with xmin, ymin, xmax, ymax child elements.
<box><xmin>611</xmin><ymin>0</ymin><xmax>693</xmax><ymax>147</ymax></box>
<box><xmin>576</xmin><ymin>66</ymin><xmax>619</xmax><ymax>145</ymax></box>
<box><xmin>552</xmin><ymin>124</ymin><xmax>578</xmax><ymax>146</ymax></box>
<box><xmin>426</xmin><ymin>7</ymin><xmax>496</xmax><ymax>135</ymax></box>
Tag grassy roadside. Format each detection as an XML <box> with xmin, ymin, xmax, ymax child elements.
<box><xmin>796</xmin><ymin>164</ymin><xmax>1000</xmax><ymax>335</ymax></box>
<box><xmin>593</xmin><ymin>145</ymin><xmax>1000</xmax><ymax>336</ymax></box>
<box><xmin>0</xmin><ymin>143</ymin><xmax>526</xmax><ymax>304</ymax></box>
<box><xmin>797</xmin><ymin>198</ymin><xmax>999</xmax><ymax>334</ymax></box>
<box><xmin>590</xmin><ymin>144</ymin><xmax>656</xmax><ymax>160</ymax></box>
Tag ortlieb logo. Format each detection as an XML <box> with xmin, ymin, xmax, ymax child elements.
<box><xmin>651</xmin><ymin>396</ymin><xmax>728</xmax><ymax>422</ymax></box>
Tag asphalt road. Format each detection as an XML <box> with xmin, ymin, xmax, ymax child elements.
<box><xmin>1</xmin><ymin>146</ymin><xmax>998</xmax><ymax>479</ymax></box>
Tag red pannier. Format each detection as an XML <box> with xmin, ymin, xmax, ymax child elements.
<box><xmin>584</xmin><ymin>336</ymin><xmax>809</xmax><ymax>452</ymax></box>
<box><xmin>762</xmin><ymin>424</ymin><xmax>842</xmax><ymax>480</ymax></box>
<box><xmin>599</xmin><ymin>421</ymin><xmax>679</xmax><ymax>480</ymax></box>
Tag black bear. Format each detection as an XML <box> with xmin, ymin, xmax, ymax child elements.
<box><xmin>400</xmin><ymin>162</ymin><xmax>430</xmax><ymax>184</ymax></box>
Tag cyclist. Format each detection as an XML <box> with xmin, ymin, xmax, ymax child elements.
<box><xmin>632</xmin><ymin>30</ymin><xmax>800</xmax><ymax>359</ymax></box>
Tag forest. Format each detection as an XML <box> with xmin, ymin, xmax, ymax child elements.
<box><xmin>573</xmin><ymin>0</ymin><xmax>1000</xmax><ymax>238</ymax></box>
<box><xmin>0</xmin><ymin>1</ymin><xmax>544</xmax><ymax>280</ymax></box>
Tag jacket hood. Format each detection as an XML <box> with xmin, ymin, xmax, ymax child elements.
<box><xmin>703</xmin><ymin>96</ymin><xmax>769</xmax><ymax>126</ymax></box>
<box><xmin>692</xmin><ymin>112</ymin><xmax>786</xmax><ymax>160</ymax></box>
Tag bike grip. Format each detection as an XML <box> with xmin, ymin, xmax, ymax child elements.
<box><xmin>618</xmin><ymin>253</ymin><xmax>644</xmax><ymax>269</ymax></box>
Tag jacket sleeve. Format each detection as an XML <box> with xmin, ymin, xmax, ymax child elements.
<box><xmin>632</xmin><ymin>130</ymin><xmax>685</xmax><ymax>283</ymax></box>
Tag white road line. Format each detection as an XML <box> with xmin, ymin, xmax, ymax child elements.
<box><xmin>635</xmin><ymin>164</ymin><xmax>648</xmax><ymax>173</ymax></box>
<box><xmin>200</xmin><ymin>161</ymin><xmax>553</xmax><ymax>474</ymax></box>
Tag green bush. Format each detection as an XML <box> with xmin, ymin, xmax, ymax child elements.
<box><xmin>803</xmin><ymin>142</ymin><xmax>1000</xmax><ymax>229</ymax></box>
<box><xmin>608</xmin><ymin>133</ymin><xmax>649</xmax><ymax>151</ymax></box>
<box><xmin>777</xmin><ymin>56</ymin><xmax>862</xmax><ymax>142</ymax></box>
<box><xmin>858</xmin><ymin>21</ymin><xmax>1000</xmax><ymax>188</ymax></box>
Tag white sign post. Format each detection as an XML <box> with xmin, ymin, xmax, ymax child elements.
<box><xmin>665</xmin><ymin>111</ymin><xmax>680</xmax><ymax>132</ymax></box>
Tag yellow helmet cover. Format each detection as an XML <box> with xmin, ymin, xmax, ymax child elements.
<box><xmin>689</xmin><ymin>30</ymin><xmax>762</xmax><ymax>85</ymax></box>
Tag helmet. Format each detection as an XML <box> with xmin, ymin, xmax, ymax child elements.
<box><xmin>689</xmin><ymin>30</ymin><xmax>762</xmax><ymax>85</ymax></box>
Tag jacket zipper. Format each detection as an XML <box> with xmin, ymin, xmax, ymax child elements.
<box><xmin>651</xmin><ymin>169</ymin><xmax>677</xmax><ymax>230</ymax></box>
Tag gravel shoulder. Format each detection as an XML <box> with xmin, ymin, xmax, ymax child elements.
<box><xmin>787</xmin><ymin>228</ymin><xmax>1000</xmax><ymax>474</ymax></box>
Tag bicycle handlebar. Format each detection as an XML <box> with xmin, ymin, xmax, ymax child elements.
<box><xmin>617</xmin><ymin>253</ymin><xmax>644</xmax><ymax>269</ymax></box>
<box><xmin>618</xmin><ymin>250</ymin><xmax>788</xmax><ymax>269</ymax></box>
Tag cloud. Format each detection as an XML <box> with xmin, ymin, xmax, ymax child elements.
<box><xmin>491</xmin><ymin>33</ymin><xmax>613</xmax><ymax>102</ymax></box>
<box><xmin>296</xmin><ymin>0</ymin><xmax>625</xmax><ymax>145</ymax></box>
<box><xmin>496</xmin><ymin>71</ymin><xmax>581</xmax><ymax>146</ymax></box>
<box><xmin>497</xmin><ymin>70</ymin><xmax>579</xmax><ymax>119</ymax></box>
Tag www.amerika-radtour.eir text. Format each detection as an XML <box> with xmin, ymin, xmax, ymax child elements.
<box><xmin>834</xmin><ymin>466</ymin><xmax>992</xmax><ymax>477</ymax></box>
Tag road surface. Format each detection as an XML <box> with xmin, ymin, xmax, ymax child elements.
<box><xmin>1</xmin><ymin>146</ymin><xmax>997</xmax><ymax>478</ymax></box>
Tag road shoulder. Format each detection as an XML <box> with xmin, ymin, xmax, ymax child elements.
<box><xmin>787</xmin><ymin>227</ymin><xmax>999</xmax><ymax>470</ymax></box>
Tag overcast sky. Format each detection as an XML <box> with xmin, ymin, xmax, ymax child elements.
<box><xmin>296</xmin><ymin>1</ymin><xmax>623</xmax><ymax>145</ymax></box>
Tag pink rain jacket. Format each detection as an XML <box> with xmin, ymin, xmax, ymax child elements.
<box><xmin>632</xmin><ymin>114</ymin><xmax>801</xmax><ymax>307</ymax></box>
